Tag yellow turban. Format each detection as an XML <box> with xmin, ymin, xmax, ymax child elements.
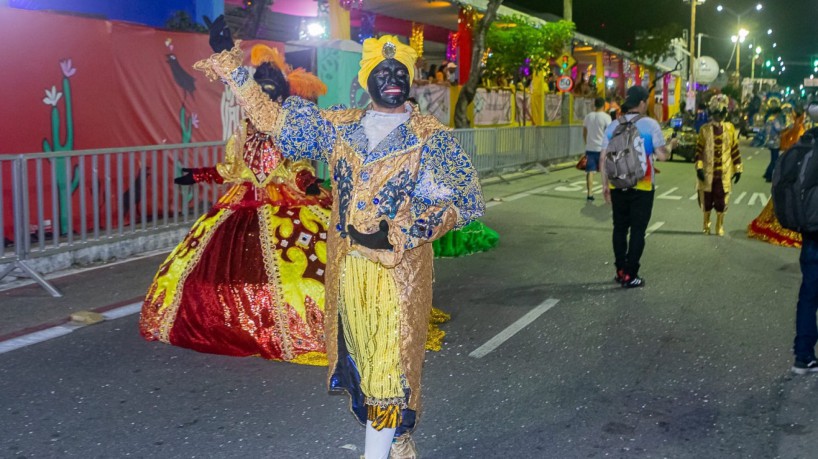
<box><xmin>358</xmin><ymin>35</ymin><xmax>418</xmax><ymax>91</ymax></box>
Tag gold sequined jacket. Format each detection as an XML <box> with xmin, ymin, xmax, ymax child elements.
<box><xmin>695</xmin><ymin>121</ymin><xmax>743</xmax><ymax>193</ymax></box>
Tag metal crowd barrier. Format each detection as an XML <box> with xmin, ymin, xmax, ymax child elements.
<box><xmin>0</xmin><ymin>142</ymin><xmax>226</xmax><ymax>296</ymax></box>
<box><xmin>1</xmin><ymin>126</ymin><xmax>582</xmax><ymax>296</ymax></box>
<box><xmin>452</xmin><ymin>125</ymin><xmax>583</xmax><ymax>179</ymax></box>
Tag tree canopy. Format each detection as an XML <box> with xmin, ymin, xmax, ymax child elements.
<box><xmin>632</xmin><ymin>23</ymin><xmax>684</xmax><ymax>69</ymax></box>
<box><xmin>484</xmin><ymin>16</ymin><xmax>575</xmax><ymax>85</ymax></box>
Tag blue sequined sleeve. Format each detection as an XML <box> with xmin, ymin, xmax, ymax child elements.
<box><xmin>275</xmin><ymin>96</ymin><xmax>337</xmax><ymax>162</ymax></box>
<box><xmin>402</xmin><ymin>131</ymin><xmax>485</xmax><ymax>247</ymax></box>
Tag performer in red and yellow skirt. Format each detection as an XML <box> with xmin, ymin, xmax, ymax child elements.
<box><xmin>139</xmin><ymin>44</ymin><xmax>334</xmax><ymax>364</ymax></box>
<box><xmin>747</xmin><ymin>107</ymin><xmax>806</xmax><ymax>248</ymax></box>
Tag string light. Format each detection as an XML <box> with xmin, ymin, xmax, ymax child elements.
<box><xmin>410</xmin><ymin>22</ymin><xmax>424</xmax><ymax>57</ymax></box>
<box><xmin>339</xmin><ymin>0</ymin><xmax>363</xmax><ymax>10</ymax></box>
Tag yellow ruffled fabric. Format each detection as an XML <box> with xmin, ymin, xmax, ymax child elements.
<box><xmin>340</xmin><ymin>255</ymin><xmax>406</xmax><ymax>406</ymax></box>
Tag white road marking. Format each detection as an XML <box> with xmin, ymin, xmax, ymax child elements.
<box><xmin>0</xmin><ymin>302</ymin><xmax>142</xmax><ymax>354</ymax></box>
<box><xmin>505</xmin><ymin>192</ymin><xmax>531</xmax><ymax>201</ymax></box>
<box><xmin>554</xmin><ymin>181</ymin><xmax>585</xmax><ymax>192</ymax></box>
<box><xmin>102</xmin><ymin>302</ymin><xmax>142</xmax><ymax>320</ymax></box>
<box><xmin>469</xmin><ymin>298</ymin><xmax>560</xmax><ymax>359</ymax></box>
<box><xmin>733</xmin><ymin>191</ymin><xmax>747</xmax><ymax>204</ymax></box>
<box><xmin>645</xmin><ymin>221</ymin><xmax>665</xmax><ymax>238</ymax></box>
<box><xmin>0</xmin><ymin>324</ymin><xmax>82</xmax><ymax>354</ymax></box>
<box><xmin>748</xmin><ymin>192</ymin><xmax>770</xmax><ymax>206</ymax></box>
<box><xmin>530</xmin><ymin>185</ymin><xmax>552</xmax><ymax>194</ymax></box>
<box><xmin>657</xmin><ymin>187</ymin><xmax>683</xmax><ymax>200</ymax></box>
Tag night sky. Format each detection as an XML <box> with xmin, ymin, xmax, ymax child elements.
<box><xmin>505</xmin><ymin>0</ymin><xmax>817</xmax><ymax>87</ymax></box>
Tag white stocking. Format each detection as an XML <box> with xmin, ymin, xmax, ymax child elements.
<box><xmin>364</xmin><ymin>420</ymin><xmax>396</xmax><ymax>459</ymax></box>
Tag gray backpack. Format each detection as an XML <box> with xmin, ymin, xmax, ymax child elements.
<box><xmin>605</xmin><ymin>115</ymin><xmax>647</xmax><ymax>189</ymax></box>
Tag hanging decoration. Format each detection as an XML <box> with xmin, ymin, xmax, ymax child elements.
<box><xmin>457</xmin><ymin>6</ymin><xmax>479</xmax><ymax>83</ymax></box>
<box><xmin>340</xmin><ymin>0</ymin><xmax>364</xmax><ymax>10</ymax></box>
<box><xmin>458</xmin><ymin>4</ymin><xmax>478</xmax><ymax>31</ymax></box>
<box><xmin>328</xmin><ymin>0</ymin><xmax>352</xmax><ymax>40</ymax></box>
<box><xmin>518</xmin><ymin>57</ymin><xmax>531</xmax><ymax>79</ymax></box>
<box><xmin>446</xmin><ymin>31</ymin><xmax>458</xmax><ymax>62</ymax></box>
<box><xmin>358</xmin><ymin>11</ymin><xmax>375</xmax><ymax>44</ymax></box>
<box><xmin>410</xmin><ymin>22</ymin><xmax>424</xmax><ymax>58</ymax></box>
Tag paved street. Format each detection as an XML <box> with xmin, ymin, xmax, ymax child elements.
<box><xmin>2</xmin><ymin>141</ymin><xmax>815</xmax><ymax>459</ymax></box>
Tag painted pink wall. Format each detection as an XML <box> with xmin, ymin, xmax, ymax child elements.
<box><xmin>225</xmin><ymin>0</ymin><xmax>318</xmax><ymax>17</ymax></box>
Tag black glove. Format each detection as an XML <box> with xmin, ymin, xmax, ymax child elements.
<box><xmin>204</xmin><ymin>15</ymin><xmax>234</xmax><ymax>53</ymax></box>
<box><xmin>305</xmin><ymin>182</ymin><xmax>321</xmax><ymax>196</ymax></box>
<box><xmin>733</xmin><ymin>172</ymin><xmax>741</xmax><ymax>184</ymax></box>
<box><xmin>696</xmin><ymin>169</ymin><xmax>705</xmax><ymax>182</ymax></box>
<box><xmin>174</xmin><ymin>168</ymin><xmax>195</xmax><ymax>186</ymax></box>
<box><xmin>347</xmin><ymin>220</ymin><xmax>393</xmax><ymax>250</ymax></box>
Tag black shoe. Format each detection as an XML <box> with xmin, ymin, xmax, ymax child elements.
<box><xmin>587</xmin><ymin>195</ymin><xmax>595</xmax><ymax>201</ymax></box>
<box><xmin>622</xmin><ymin>275</ymin><xmax>645</xmax><ymax>288</ymax></box>
<box><xmin>791</xmin><ymin>359</ymin><xmax>818</xmax><ymax>375</ymax></box>
<box><xmin>614</xmin><ymin>269</ymin><xmax>626</xmax><ymax>284</ymax></box>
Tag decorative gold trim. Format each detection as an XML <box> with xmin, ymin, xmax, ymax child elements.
<box><xmin>158</xmin><ymin>208</ymin><xmax>233</xmax><ymax>341</ymax></box>
<box><xmin>257</xmin><ymin>204</ymin><xmax>294</xmax><ymax>361</ymax></box>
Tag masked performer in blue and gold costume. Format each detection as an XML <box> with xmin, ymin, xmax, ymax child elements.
<box><xmin>194</xmin><ymin>17</ymin><xmax>484</xmax><ymax>459</ymax></box>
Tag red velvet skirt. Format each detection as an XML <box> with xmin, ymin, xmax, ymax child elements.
<box><xmin>140</xmin><ymin>182</ymin><xmax>332</xmax><ymax>365</ymax></box>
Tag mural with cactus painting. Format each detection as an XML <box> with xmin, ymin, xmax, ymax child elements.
<box><xmin>0</xmin><ymin>8</ymin><xmax>286</xmax><ymax>240</ymax></box>
<box><xmin>42</xmin><ymin>59</ymin><xmax>79</xmax><ymax>235</ymax></box>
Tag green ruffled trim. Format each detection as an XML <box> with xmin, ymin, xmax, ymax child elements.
<box><xmin>433</xmin><ymin>220</ymin><xmax>499</xmax><ymax>258</ymax></box>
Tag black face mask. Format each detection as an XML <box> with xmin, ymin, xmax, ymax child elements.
<box><xmin>367</xmin><ymin>59</ymin><xmax>410</xmax><ymax>109</ymax></box>
<box><xmin>254</xmin><ymin>63</ymin><xmax>290</xmax><ymax>103</ymax></box>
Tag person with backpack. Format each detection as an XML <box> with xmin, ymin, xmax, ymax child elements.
<box><xmin>600</xmin><ymin>85</ymin><xmax>672</xmax><ymax>288</ymax></box>
<box><xmin>770</xmin><ymin>127</ymin><xmax>818</xmax><ymax>374</ymax></box>
<box><xmin>694</xmin><ymin>94</ymin><xmax>743</xmax><ymax>236</ymax></box>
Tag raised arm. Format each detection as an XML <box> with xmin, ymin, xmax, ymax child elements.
<box><xmin>193</xmin><ymin>17</ymin><xmax>335</xmax><ymax>162</ymax></box>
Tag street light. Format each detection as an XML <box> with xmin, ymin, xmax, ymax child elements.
<box><xmin>751</xmin><ymin>46</ymin><xmax>762</xmax><ymax>79</ymax></box>
<box><xmin>717</xmin><ymin>3</ymin><xmax>762</xmax><ymax>80</ymax></box>
<box><xmin>685</xmin><ymin>0</ymin><xmax>706</xmax><ymax>91</ymax></box>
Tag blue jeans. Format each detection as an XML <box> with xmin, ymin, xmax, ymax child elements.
<box><xmin>794</xmin><ymin>236</ymin><xmax>818</xmax><ymax>362</ymax></box>
<box><xmin>764</xmin><ymin>148</ymin><xmax>779</xmax><ymax>182</ymax></box>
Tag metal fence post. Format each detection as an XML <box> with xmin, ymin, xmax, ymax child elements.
<box><xmin>0</xmin><ymin>156</ymin><xmax>62</xmax><ymax>296</ymax></box>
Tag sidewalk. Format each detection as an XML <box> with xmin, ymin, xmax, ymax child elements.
<box><xmin>0</xmin><ymin>251</ymin><xmax>168</xmax><ymax>338</ymax></box>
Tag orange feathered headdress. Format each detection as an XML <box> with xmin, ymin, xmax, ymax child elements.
<box><xmin>250</xmin><ymin>44</ymin><xmax>327</xmax><ymax>100</ymax></box>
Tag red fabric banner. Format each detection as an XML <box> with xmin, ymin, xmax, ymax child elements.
<box><xmin>457</xmin><ymin>8</ymin><xmax>473</xmax><ymax>85</ymax></box>
<box><xmin>0</xmin><ymin>8</ymin><xmax>282</xmax><ymax>154</ymax></box>
<box><xmin>0</xmin><ymin>8</ymin><xmax>282</xmax><ymax>242</ymax></box>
